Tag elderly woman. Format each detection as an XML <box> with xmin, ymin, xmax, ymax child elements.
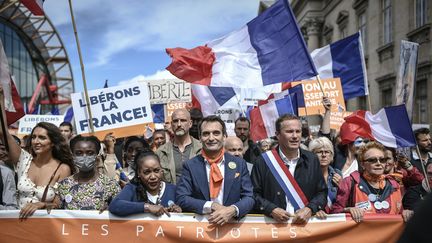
<box><xmin>332</xmin><ymin>142</ymin><xmax>412</xmax><ymax>222</ymax></box>
<box><xmin>309</xmin><ymin>137</ymin><xmax>342</xmax><ymax>213</ymax></box>
<box><xmin>109</xmin><ymin>149</ymin><xmax>181</xmax><ymax>216</ymax></box>
<box><xmin>54</xmin><ymin>135</ymin><xmax>120</xmax><ymax>210</ymax></box>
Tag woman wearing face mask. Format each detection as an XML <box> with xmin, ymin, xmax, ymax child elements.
<box><xmin>109</xmin><ymin>149</ymin><xmax>181</xmax><ymax>216</ymax></box>
<box><xmin>54</xmin><ymin>135</ymin><xmax>120</xmax><ymax>210</ymax></box>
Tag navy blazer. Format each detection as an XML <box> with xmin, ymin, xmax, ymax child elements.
<box><xmin>175</xmin><ymin>153</ymin><xmax>255</xmax><ymax>218</ymax></box>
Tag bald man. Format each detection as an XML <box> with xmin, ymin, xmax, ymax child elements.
<box><xmin>156</xmin><ymin>109</ymin><xmax>202</xmax><ymax>184</ymax></box>
<box><xmin>225</xmin><ymin>136</ymin><xmax>254</xmax><ymax>174</ymax></box>
<box><xmin>225</xmin><ymin>136</ymin><xmax>244</xmax><ymax>158</ymax></box>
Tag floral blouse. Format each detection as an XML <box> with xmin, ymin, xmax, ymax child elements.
<box><xmin>56</xmin><ymin>174</ymin><xmax>120</xmax><ymax>210</ymax></box>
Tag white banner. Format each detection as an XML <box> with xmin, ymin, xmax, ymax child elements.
<box><xmin>71</xmin><ymin>83</ymin><xmax>153</xmax><ymax>135</ymax></box>
<box><xmin>18</xmin><ymin>115</ymin><xmax>64</xmax><ymax>135</ymax></box>
<box><xmin>145</xmin><ymin>79</ymin><xmax>191</xmax><ymax>104</ymax></box>
<box><xmin>395</xmin><ymin>40</ymin><xmax>419</xmax><ymax>120</ymax></box>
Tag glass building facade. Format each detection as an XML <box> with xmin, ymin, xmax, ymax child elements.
<box><xmin>0</xmin><ymin>21</ymin><xmax>47</xmax><ymax>104</ymax></box>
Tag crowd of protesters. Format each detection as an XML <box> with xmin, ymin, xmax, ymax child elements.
<box><xmin>0</xmin><ymin>88</ymin><xmax>430</xmax><ymax>230</ymax></box>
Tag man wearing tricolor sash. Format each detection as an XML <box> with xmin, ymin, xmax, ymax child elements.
<box><xmin>251</xmin><ymin>114</ymin><xmax>327</xmax><ymax>224</ymax></box>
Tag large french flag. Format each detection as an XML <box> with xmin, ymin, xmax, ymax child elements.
<box><xmin>311</xmin><ymin>32</ymin><xmax>368</xmax><ymax>100</ymax></box>
<box><xmin>340</xmin><ymin>105</ymin><xmax>416</xmax><ymax>148</ymax></box>
<box><xmin>20</xmin><ymin>0</ymin><xmax>44</xmax><ymax>16</ymax></box>
<box><xmin>166</xmin><ymin>0</ymin><xmax>317</xmax><ymax>88</ymax></box>
<box><xmin>249</xmin><ymin>95</ymin><xmax>297</xmax><ymax>142</ymax></box>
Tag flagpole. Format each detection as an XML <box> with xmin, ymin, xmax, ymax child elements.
<box><xmin>67</xmin><ymin>0</ymin><xmax>95</xmax><ymax>134</ymax></box>
<box><xmin>0</xmin><ymin>102</ymin><xmax>9</xmax><ymax>152</ymax></box>
<box><xmin>415</xmin><ymin>145</ymin><xmax>431</xmax><ymax>191</ymax></box>
<box><xmin>366</xmin><ymin>94</ymin><xmax>372</xmax><ymax>111</ymax></box>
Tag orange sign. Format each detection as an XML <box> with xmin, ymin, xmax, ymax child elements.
<box><xmin>292</xmin><ymin>78</ymin><xmax>346</xmax><ymax>116</ymax></box>
<box><xmin>330</xmin><ymin>111</ymin><xmax>353</xmax><ymax>130</ymax></box>
<box><xmin>165</xmin><ymin>102</ymin><xmax>193</xmax><ymax>123</ymax></box>
<box><xmin>0</xmin><ymin>211</ymin><xmax>403</xmax><ymax>243</ymax></box>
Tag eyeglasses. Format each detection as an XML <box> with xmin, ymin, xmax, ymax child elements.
<box><xmin>315</xmin><ymin>150</ymin><xmax>332</xmax><ymax>155</ymax></box>
<box><xmin>363</xmin><ymin>157</ymin><xmax>389</xmax><ymax>164</ymax></box>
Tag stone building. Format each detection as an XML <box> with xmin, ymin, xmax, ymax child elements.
<box><xmin>260</xmin><ymin>0</ymin><xmax>431</xmax><ymax>124</ymax></box>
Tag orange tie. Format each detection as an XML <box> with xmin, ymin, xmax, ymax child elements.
<box><xmin>202</xmin><ymin>149</ymin><xmax>224</xmax><ymax>199</ymax></box>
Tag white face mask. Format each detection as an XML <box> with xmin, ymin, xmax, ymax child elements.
<box><xmin>74</xmin><ymin>155</ymin><xmax>97</xmax><ymax>172</ymax></box>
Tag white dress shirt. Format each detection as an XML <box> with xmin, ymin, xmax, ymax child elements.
<box><xmin>202</xmin><ymin>156</ymin><xmax>239</xmax><ymax>216</ymax></box>
<box><xmin>279</xmin><ymin>148</ymin><xmax>300</xmax><ymax>215</ymax></box>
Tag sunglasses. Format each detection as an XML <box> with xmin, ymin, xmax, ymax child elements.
<box><xmin>363</xmin><ymin>157</ymin><xmax>389</xmax><ymax>164</ymax></box>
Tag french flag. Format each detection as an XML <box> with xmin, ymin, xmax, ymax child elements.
<box><xmin>20</xmin><ymin>0</ymin><xmax>44</xmax><ymax>16</ymax></box>
<box><xmin>0</xmin><ymin>39</ymin><xmax>24</xmax><ymax>125</ymax></box>
<box><xmin>166</xmin><ymin>0</ymin><xmax>317</xmax><ymax>88</ymax></box>
<box><xmin>249</xmin><ymin>95</ymin><xmax>297</xmax><ymax>142</ymax></box>
<box><xmin>340</xmin><ymin>105</ymin><xmax>416</xmax><ymax>148</ymax></box>
<box><xmin>63</xmin><ymin>106</ymin><xmax>74</xmax><ymax>123</ymax></box>
<box><xmin>151</xmin><ymin>104</ymin><xmax>165</xmax><ymax>123</ymax></box>
<box><xmin>191</xmin><ymin>85</ymin><xmax>237</xmax><ymax>116</ymax></box>
<box><xmin>311</xmin><ymin>32</ymin><xmax>368</xmax><ymax>100</ymax></box>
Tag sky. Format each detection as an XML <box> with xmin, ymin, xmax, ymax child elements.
<box><xmin>43</xmin><ymin>0</ymin><xmax>261</xmax><ymax>92</ymax></box>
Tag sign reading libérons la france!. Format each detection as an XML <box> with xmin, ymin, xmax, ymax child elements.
<box><xmin>71</xmin><ymin>83</ymin><xmax>153</xmax><ymax>137</ymax></box>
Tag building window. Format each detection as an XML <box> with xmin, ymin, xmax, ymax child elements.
<box><xmin>358</xmin><ymin>96</ymin><xmax>367</xmax><ymax>110</ymax></box>
<box><xmin>381</xmin><ymin>88</ymin><xmax>393</xmax><ymax>107</ymax></box>
<box><xmin>382</xmin><ymin>0</ymin><xmax>392</xmax><ymax>44</ymax></box>
<box><xmin>415</xmin><ymin>80</ymin><xmax>428</xmax><ymax>123</ymax></box>
<box><xmin>358</xmin><ymin>12</ymin><xmax>367</xmax><ymax>51</ymax></box>
<box><xmin>415</xmin><ymin>0</ymin><xmax>427</xmax><ymax>28</ymax></box>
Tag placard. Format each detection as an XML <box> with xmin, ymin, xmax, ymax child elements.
<box><xmin>71</xmin><ymin>83</ymin><xmax>153</xmax><ymax>139</ymax></box>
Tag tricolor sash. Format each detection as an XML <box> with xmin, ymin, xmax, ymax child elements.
<box><xmin>261</xmin><ymin>149</ymin><xmax>309</xmax><ymax>211</ymax></box>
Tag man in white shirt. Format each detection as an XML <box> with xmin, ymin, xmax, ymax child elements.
<box><xmin>176</xmin><ymin>115</ymin><xmax>254</xmax><ymax>226</ymax></box>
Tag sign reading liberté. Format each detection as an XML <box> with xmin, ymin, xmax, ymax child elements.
<box><xmin>18</xmin><ymin>115</ymin><xmax>64</xmax><ymax>135</ymax></box>
<box><xmin>145</xmin><ymin>79</ymin><xmax>191</xmax><ymax>104</ymax></box>
<box><xmin>71</xmin><ymin>83</ymin><xmax>153</xmax><ymax>138</ymax></box>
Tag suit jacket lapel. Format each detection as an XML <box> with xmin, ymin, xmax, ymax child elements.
<box><xmin>193</xmin><ymin>155</ymin><xmax>210</xmax><ymax>201</ymax></box>
<box><xmin>223</xmin><ymin>154</ymin><xmax>236</xmax><ymax>204</ymax></box>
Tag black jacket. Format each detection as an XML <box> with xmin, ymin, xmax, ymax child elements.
<box><xmin>251</xmin><ymin>148</ymin><xmax>327</xmax><ymax>216</ymax></box>
<box><xmin>243</xmin><ymin>140</ymin><xmax>262</xmax><ymax>165</ymax></box>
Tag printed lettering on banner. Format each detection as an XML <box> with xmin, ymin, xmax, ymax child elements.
<box><xmin>18</xmin><ymin>115</ymin><xmax>64</xmax><ymax>135</ymax></box>
<box><xmin>291</xmin><ymin>78</ymin><xmax>346</xmax><ymax>116</ymax></box>
<box><xmin>71</xmin><ymin>83</ymin><xmax>153</xmax><ymax>139</ymax></box>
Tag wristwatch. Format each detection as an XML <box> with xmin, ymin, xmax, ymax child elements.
<box><xmin>144</xmin><ymin>203</ymin><xmax>150</xmax><ymax>212</ymax></box>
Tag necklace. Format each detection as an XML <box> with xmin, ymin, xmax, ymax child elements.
<box><xmin>147</xmin><ymin>182</ymin><xmax>163</xmax><ymax>205</ymax></box>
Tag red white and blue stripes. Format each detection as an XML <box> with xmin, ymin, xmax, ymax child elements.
<box><xmin>261</xmin><ymin>149</ymin><xmax>308</xmax><ymax>211</ymax></box>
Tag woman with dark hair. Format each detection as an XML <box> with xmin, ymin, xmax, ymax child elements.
<box><xmin>104</xmin><ymin>135</ymin><xmax>149</xmax><ymax>187</ymax></box>
<box><xmin>0</xmin><ymin>112</ymin><xmax>74</xmax><ymax>218</ymax></box>
<box><xmin>54</xmin><ymin>135</ymin><xmax>120</xmax><ymax>210</ymax></box>
<box><xmin>109</xmin><ymin>149</ymin><xmax>181</xmax><ymax>216</ymax></box>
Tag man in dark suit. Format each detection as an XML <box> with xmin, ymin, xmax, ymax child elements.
<box><xmin>176</xmin><ymin>115</ymin><xmax>254</xmax><ymax>226</ymax></box>
<box><xmin>251</xmin><ymin>114</ymin><xmax>327</xmax><ymax>224</ymax></box>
